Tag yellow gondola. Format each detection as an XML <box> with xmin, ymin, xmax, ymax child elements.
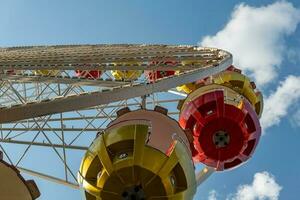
<box><xmin>78</xmin><ymin>109</ymin><xmax>196</xmax><ymax>200</ymax></box>
<box><xmin>212</xmin><ymin>71</ymin><xmax>263</xmax><ymax>117</ymax></box>
<box><xmin>176</xmin><ymin>69</ymin><xmax>263</xmax><ymax>117</ymax></box>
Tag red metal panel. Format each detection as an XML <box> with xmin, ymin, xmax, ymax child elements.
<box><xmin>75</xmin><ymin>70</ymin><xmax>102</xmax><ymax>79</ymax></box>
<box><xmin>145</xmin><ymin>60</ymin><xmax>177</xmax><ymax>82</ymax></box>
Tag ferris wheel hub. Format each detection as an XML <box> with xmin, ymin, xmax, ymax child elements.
<box><xmin>213</xmin><ymin>130</ymin><xmax>230</xmax><ymax>148</ymax></box>
<box><xmin>121</xmin><ymin>184</ymin><xmax>146</xmax><ymax>200</ymax></box>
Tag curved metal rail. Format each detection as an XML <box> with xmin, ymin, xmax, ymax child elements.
<box><xmin>0</xmin><ymin>45</ymin><xmax>231</xmax><ymax>123</ymax></box>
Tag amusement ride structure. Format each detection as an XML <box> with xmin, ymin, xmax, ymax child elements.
<box><xmin>0</xmin><ymin>44</ymin><xmax>263</xmax><ymax>200</ymax></box>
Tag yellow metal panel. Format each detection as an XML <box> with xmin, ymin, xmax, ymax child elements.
<box><xmin>213</xmin><ymin>71</ymin><xmax>263</xmax><ymax>117</ymax></box>
<box><xmin>34</xmin><ymin>70</ymin><xmax>60</xmax><ymax>76</ymax></box>
<box><xmin>97</xmin><ymin>134</ymin><xmax>114</xmax><ymax>176</ymax></box>
<box><xmin>176</xmin><ymin>82</ymin><xmax>198</xmax><ymax>94</ymax></box>
<box><xmin>133</xmin><ymin>125</ymin><xmax>148</xmax><ymax>166</ymax></box>
<box><xmin>103</xmin><ymin>124</ymin><xmax>136</xmax><ymax>146</ymax></box>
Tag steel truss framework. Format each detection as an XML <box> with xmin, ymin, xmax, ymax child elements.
<box><xmin>0</xmin><ymin>44</ymin><xmax>232</xmax><ymax>193</ymax></box>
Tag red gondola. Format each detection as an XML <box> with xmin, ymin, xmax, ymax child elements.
<box><xmin>179</xmin><ymin>85</ymin><xmax>261</xmax><ymax>170</ymax></box>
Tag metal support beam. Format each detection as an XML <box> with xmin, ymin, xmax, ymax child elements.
<box><xmin>168</xmin><ymin>89</ymin><xmax>188</xmax><ymax>97</ymax></box>
<box><xmin>0</xmin><ymin>139</ymin><xmax>88</xmax><ymax>150</ymax></box>
<box><xmin>17</xmin><ymin>167</ymin><xmax>80</xmax><ymax>190</ymax></box>
<box><xmin>2</xmin><ymin>111</ymin><xmax>180</xmax><ymax>123</ymax></box>
<box><xmin>141</xmin><ymin>95</ymin><xmax>147</xmax><ymax>109</ymax></box>
<box><xmin>0</xmin><ymin>128</ymin><xmax>103</xmax><ymax>132</ymax></box>
<box><xmin>196</xmin><ymin>167</ymin><xmax>215</xmax><ymax>186</ymax></box>
<box><xmin>0</xmin><ymin>73</ymin><xmax>128</xmax><ymax>87</ymax></box>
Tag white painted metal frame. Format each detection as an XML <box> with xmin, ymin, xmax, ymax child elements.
<box><xmin>0</xmin><ymin>44</ymin><xmax>232</xmax><ymax>191</ymax></box>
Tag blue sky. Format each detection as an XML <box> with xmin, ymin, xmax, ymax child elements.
<box><xmin>1</xmin><ymin>0</ymin><xmax>300</xmax><ymax>200</ymax></box>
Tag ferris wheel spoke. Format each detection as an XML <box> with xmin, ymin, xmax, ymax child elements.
<box><xmin>0</xmin><ymin>72</ymin><xmax>129</xmax><ymax>87</ymax></box>
<box><xmin>0</xmin><ymin>138</ymin><xmax>88</xmax><ymax>150</ymax></box>
<box><xmin>196</xmin><ymin>166</ymin><xmax>215</xmax><ymax>186</ymax></box>
<box><xmin>17</xmin><ymin>166</ymin><xmax>80</xmax><ymax>190</ymax></box>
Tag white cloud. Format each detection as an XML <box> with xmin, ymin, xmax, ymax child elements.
<box><xmin>290</xmin><ymin>108</ymin><xmax>300</xmax><ymax>127</ymax></box>
<box><xmin>208</xmin><ymin>190</ymin><xmax>217</xmax><ymax>200</ymax></box>
<box><xmin>229</xmin><ymin>172</ymin><xmax>282</xmax><ymax>200</ymax></box>
<box><xmin>207</xmin><ymin>172</ymin><xmax>282</xmax><ymax>200</ymax></box>
<box><xmin>200</xmin><ymin>1</ymin><xmax>300</xmax><ymax>86</ymax></box>
<box><xmin>261</xmin><ymin>75</ymin><xmax>300</xmax><ymax>131</ymax></box>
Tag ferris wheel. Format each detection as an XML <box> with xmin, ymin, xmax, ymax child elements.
<box><xmin>0</xmin><ymin>44</ymin><xmax>262</xmax><ymax>200</ymax></box>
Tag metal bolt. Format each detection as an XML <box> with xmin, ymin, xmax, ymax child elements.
<box><xmin>170</xmin><ymin>176</ymin><xmax>176</xmax><ymax>186</ymax></box>
<box><xmin>119</xmin><ymin>153</ymin><xmax>128</xmax><ymax>159</ymax></box>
